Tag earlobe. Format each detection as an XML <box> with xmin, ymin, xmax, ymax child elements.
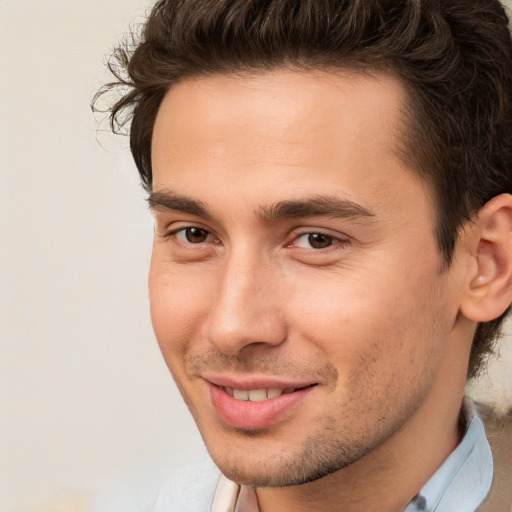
<box><xmin>461</xmin><ymin>194</ymin><xmax>512</xmax><ymax>323</ymax></box>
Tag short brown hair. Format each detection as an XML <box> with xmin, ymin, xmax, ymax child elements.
<box><xmin>94</xmin><ymin>0</ymin><xmax>512</xmax><ymax>378</ymax></box>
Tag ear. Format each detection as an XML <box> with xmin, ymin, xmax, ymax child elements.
<box><xmin>460</xmin><ymin>194</ymin><xmax>512</xmax><ymax>322</ymax></box>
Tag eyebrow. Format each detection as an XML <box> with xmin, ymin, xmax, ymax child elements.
<box><xmin>258</xmin><ymin>196</ymin><xmax>375</xmax><ymax>222</ymax></box>
<box><xmin>148</xmin><ymin>190</ymin><xmax>375</xmax><ymax>222</ymax></box>
<box><xmin>148</xmin><ymin>190</ymin><xmax>213</xmax><ymax>219</ymax></box>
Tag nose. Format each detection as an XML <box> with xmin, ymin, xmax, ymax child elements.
<box><xmin>205</xmin><ymin>252</ymin><xmax>287</xmax><ymax>356</ymax></box>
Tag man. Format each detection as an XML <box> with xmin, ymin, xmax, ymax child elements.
<box><xmin>96</xmin><ymin>1</ymin><xmax>512</xmax><ymax>510</ymax></box>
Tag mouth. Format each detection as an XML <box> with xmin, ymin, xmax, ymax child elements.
<box><xmin>222</xmin><ymin>385</ymin><xmax>316</xmax><ymax>401</ymax></box>
<box><xmin>205</xmin><ymin>378</ymin><xmax>318</xmax><ymax>430</ymax></box>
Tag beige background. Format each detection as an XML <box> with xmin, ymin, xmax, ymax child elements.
<box><xmin>0</xmin><ymin>1</ymin><xmax>209</xmax><ymax>511</ymax></box>
<box><xmin>1</xmin><ymin>1</ymin><xmax>511</xmax><ymax>511</ymax></box>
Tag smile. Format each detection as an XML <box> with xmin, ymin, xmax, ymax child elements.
<box><xmin>206</xmin><ymin>380</ymin><xmax>318</xmax><ymax>429</ymax></box>
<box><xmin>224</xmin><ymin>387</ymin><xmax>299</xmax><ymax>401</ymax></box>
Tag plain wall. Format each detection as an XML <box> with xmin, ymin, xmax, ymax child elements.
<box><xmin>0</xmin><ymin>2</ymin><xmax>209</xmax><ymax>511</ymax></box>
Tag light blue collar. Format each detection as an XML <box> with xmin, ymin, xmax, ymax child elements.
<box><xmin>404</xmin><ymin>401</ymin><xmax>493</xmax><ymax>512</ymax></box>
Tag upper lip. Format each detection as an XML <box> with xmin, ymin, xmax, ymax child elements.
<box><xmin>203</xmin><ymin>374</ymin><xmax>318</xmax><ymax>390</ymax></box>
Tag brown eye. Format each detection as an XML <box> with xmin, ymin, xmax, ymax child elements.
<box><xmin>175</xmin><ymin>227</ymin><xmax>211</xmax><ymax>243</ymax></box>
<box><xmin>307</xmin><ymin>233</ymin><xmax>335</xmax><ymax>249</ymax></box>
<box><xmin>293</xmin><ymin>232</ymin><xmax>340</xmax><ymax>249</ymax></box>
<box><xmin>185</xmin><ymin>227</ymin><xmax>209</xmax><ymax>243</ymax></box>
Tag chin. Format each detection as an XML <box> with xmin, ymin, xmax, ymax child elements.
<box><xmin>205</xmin><ymin>429</ymin><xmax>375</xmax><ymax>488</ymax></box>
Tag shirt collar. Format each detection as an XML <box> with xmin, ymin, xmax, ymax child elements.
<box><xmin>211</xmin><ymin>399</ymin><xmax>493</xmax><ymax>512</ymax></box>
<box><xmin>404</xmin><ymin>400</ymin><xmax>493</xmax><ymax>512</ymax></box>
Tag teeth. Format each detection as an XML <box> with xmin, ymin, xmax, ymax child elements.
<box><xmin>267</xmin><ymin>388</ymin><xmax>284</xmax><ymax>398</ymax></box>
<box><xmin>226</xmin><ymin>387</ymin><xmax>289</xmax><ymax>401</ymax></box>
<box><xmin>233</xmin><ymin>389</ymin><xmax>249</xmax><ymax>400</ymax></box>
<box><xmin>248</xmin><ymin>389</ymin><xmax>267</xmax><ymax>402</ymax></box>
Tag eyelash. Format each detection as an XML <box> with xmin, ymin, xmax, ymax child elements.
<box><xmin>165</xmin><ymin>226</ymin><xmax>219</xmax><ymax>245</ymax></box>
<box><xmin>291</xmin><ymin>232</ymin><xmax>343</xmax><ymax>250</ymax></box>
<box><xmin>165</xmin><ymin>226</ymin><xmax>345</xmax><ymax>251</ymax></box>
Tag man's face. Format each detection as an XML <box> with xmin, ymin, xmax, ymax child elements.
<box><xmin>149</xmin><ymin>70</ymin><xmax>467</xmax><ymax>486</ymax></box>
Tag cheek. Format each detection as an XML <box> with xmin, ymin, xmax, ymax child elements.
<box><xmin>287</xmin><ymin>265</ymin><xmax>450</xmax><ymax>379</ymax></box>
<box><xmin>148</xmin><ymin>258</ymin><xmax>213</xmax><ymax>365</ymax></box>
<box><xmin>289</xmin><ymin>278</ymin><xmax>448</xmax><ymax>429</ymax></box>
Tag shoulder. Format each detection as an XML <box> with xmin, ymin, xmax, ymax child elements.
<box><xmin>467</xmin><ymin>338</ymin><xmax>512</xmax><ymax>511</ymax></box>
<box><xmin>477</xmin><ymin>403</ymin><xmax>512</xmax><ymax>512</ymax></box>
<box><xmin>151</xmin><ymin>457</ymin><xmax>220</xmax><ymax>512</ymax></box>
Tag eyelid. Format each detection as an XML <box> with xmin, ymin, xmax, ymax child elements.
<box><xmin>169</xmin><ymin>226</ymin><xmax>219</xmax><ymax>243</ymax></box>
<box><xmin>293</xmin><ymin>233</ymin><xmax>341</xmax><ymax>249</ymax></box>
<box><xmin>156</xmin><ymin>217</ymin><xmax>209</xmax><ymax>235</ymax></box>
<box><xmin>287</xmin><ymin>229</ymin><xmax>348</xmax><ymax>249</ymax></box>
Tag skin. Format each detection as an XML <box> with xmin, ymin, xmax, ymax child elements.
<box><xmin>148</xmin><ymin>70</ymin><xmax>507</xmax><ymax>511</ymax></box>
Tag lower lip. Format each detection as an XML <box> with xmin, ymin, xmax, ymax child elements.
<box><xmin>207</xmin><ymin>383</ymin><xmax>315</xmax><ymax>430</ymax></box>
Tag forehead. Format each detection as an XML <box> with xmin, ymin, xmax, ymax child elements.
<box><xmin>151</xmin><ymin>69</ymin><xmax>427</xmax><ymax>220</ymax></box>
<box><xmin>152</xmin><ymin>69</ymin><xmax>406</xmax><ymax>168</ymax></box>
